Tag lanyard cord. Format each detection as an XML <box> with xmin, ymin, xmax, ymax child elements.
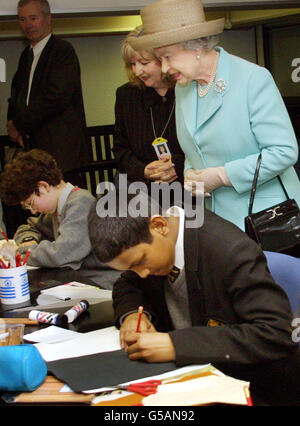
<box><xmin>150</xmin><ymin>100</ymin><xmax>175</xmax><ymax>140</ymax></box>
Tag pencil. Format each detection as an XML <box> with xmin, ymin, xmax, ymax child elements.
<box><xmin>136</xmin><ymin>306</ymin><xmax>144</xmax><ymax>332</ymax></box>
<box><xmin>22</xmin><ymin>249</ymin><xmax>31</xmax><ymax>265</ymax></box>
<box><xmin>0</xmin><ymin>258</ymin><xmax>8</xmax><ymax>269</ymax></box>
<box><xmin>0</xmin><ymin>228</ymin><xmax>9</xmax><ymax>242</ymax></box>
<box><xmin>0</xmin><ymin>318</ymin><xmax>39</xmax><ymax>325</ymax></box>
<box><xmin>244</xmin><ymin>386</ymin><xmax>253</xmax><ymax>406</ymax></box>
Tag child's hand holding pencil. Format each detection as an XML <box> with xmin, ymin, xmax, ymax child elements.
<box><xmin>119</xmin><ymin>308</ymin><xmax>156</xmax><ymax>350</ymax></box>
<box><xmin>136</xmin><ymin>306</ymin><xmax>144</xmax><ymax>332</ymax></box>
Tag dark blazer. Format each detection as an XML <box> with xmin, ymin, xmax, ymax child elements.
<box><xmin>113</xmin><ymin>83</ymin><xmax>184</xmax><ymax>184</ymax></box>
<box><xmin>113</xmin><ymin>209</ymin><xmax>297</xmax><ymax>370</ymax></box>
<box><xmin>8</xmin><ymin>35</ymin><xmax>88</xmax><ymax>172</ymax></box>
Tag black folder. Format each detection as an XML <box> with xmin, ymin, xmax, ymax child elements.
<box><xmin>47</xmin><ymin>349</ymin><xmax>177</xmax><ymax>393</ymax></box>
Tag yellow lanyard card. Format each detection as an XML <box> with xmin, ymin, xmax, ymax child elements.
<box><xmin>152</xmin><ymin>137</ymin><xmax>168</xmax><ymax>146</ymax></box>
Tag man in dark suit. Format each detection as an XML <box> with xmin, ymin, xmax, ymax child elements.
<box><xmin>7</xmin><ymin>0</ymin><xmax>88</xmax><ymax>176</ymax></box>
<box><xmin>88</xmin><ymin>195</ymin><xmax>300</xmax><ymax>405</ymax></box>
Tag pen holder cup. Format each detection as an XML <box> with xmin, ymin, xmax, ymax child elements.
<box><xmin>0</xmin><ymin>265</ymin><xmax>30</xmax><ymax>306</ymax></box>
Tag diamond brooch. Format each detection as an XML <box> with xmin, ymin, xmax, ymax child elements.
<box><xmin>214</xmin><ymin>79</ymin><xmax>227</xmax><ymax>93</ymax></box>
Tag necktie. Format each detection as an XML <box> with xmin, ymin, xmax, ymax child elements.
<box><xmin>168</xmin><ymin>266</ymin><xmax>180</xmax><ymax>283</ymax></box>
<box><xmin>16</xmin><ymin>48</ymin><xmax>34</xmax><ymax>112</ymax></box>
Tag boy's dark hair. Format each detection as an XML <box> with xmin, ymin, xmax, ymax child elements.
<box><xmin>0</xmin><ymin>149</ymin><xmax>63</xmax><ymax>205</ymax></box>
<box><xmin>88</xmin><ymin>194</ymin><xmax>160</xmax><ymax>263</ymax></box>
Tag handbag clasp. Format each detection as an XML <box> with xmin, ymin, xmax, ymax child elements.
<box><xmin>267</xmin><ymin>206</ymin><xmax>283</xmax><ymax>220</ymax></box>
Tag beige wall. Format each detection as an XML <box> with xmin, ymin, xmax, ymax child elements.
<box><xmin>0</xmin><ymin>28</ymin><xmax>256</xmax><ymax>134</ymax></box>
<box><xmin>71</xmin><ymin>35</ymin><xmax>127</xmax><ymax>126</ymax></box>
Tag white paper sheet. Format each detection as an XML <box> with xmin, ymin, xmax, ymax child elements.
<box><xmin>24</xmin><ymin>325</ymin><xmax>81</xmax><ymax>344</ymax></box>
<box><xmin>142</xmin><ymin>374</ymin><xmax>249</xmax><ymax>406</ymax></box>
<box><xmin>26</xmin><ymin>265</ymin><xmax>40</xmax><ymax>270</ymax></box>
<box><xmin>34</xmin><ymin>326</ymin><xmax>120</xmax><ymax>362</ymax></box>
<box><xmin>39</xmin><ymin>282</ymin><xmax>112</xmax><ymax>301</ymax></box>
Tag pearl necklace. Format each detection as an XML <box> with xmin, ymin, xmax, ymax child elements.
<box><xmin>197</xmin><ymin>52</ymin><xmax>219</xmax><ymax>98</ymax></box>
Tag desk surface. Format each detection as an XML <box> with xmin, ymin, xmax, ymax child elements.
<box><xmin>0</xmin><ymin>267</ymin><xmax>117</xmax><ymax>406</ymax></box>
<box><xmin>1</xmin><ymin>268</ymin><xmax>300</xmax><ymax>407</ymax></box>
<box><xmin>0</xmin><ymin>268</ymin><xmax>115</xmax><ymax>332</ymax></box>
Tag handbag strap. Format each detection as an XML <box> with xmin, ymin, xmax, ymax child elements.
<box><xmin>248</xmin><ymin>154</ymin><xmax>262</xmax><ymax>215</ymax></box>
<box><xmin>248</xmin><ymin>154</ymin><xmax>290</xmax><ymax>215</ymax></box>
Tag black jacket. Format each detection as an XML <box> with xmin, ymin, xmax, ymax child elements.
<box><xmin>113</xmin><ymin>83</ymin><xmax>184</xmax><ymax>184</ymax></box>
<box><xmin>8</xmin><ymin>35</ymin><xmax>88</xmax><ymax>172</ymax></box>
<box><xmin>113</xmin><ymin>209</ymin><xmax>297</xmax><ymax>370</ymax></box>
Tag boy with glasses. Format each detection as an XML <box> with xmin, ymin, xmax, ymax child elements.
<box><xmin>0</xmin><ymin>149</ymin><xmax>119</xmax><ymax>289</ymax></box>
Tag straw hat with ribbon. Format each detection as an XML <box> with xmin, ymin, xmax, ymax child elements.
<box><xmin>129</xmin><ymin>0</ymin><xmax>225</xmax><ymax>51</ymax></box>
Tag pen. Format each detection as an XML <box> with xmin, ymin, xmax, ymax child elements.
<box><xmin>16</xmin><ymin>253</ymin><xmax>23</xmax><ymax>267</ymax></box>
<box><xmin>22</xmin><ymin>249</ymin><xmax>31</xmax><ymax>265</ymax></box>
<box><xmin>136</xmin><ymin>306</ymin><xmax>144</xmax><ymax>332</ymax></box>
<box><xmin>0</xmin><ymin>228</ymin><xmax>9</xmax><ymax>242</ymax></box>
<box><xmin>244</xmin><ymin>386</ymin><xmax>253</xmax><ymax>406</ymax></box>
<box><xmin>0</xmin><ymin>259</ymin><xmax>7</xmax><ymax>269</ymax></box>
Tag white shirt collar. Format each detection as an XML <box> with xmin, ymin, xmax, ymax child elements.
<box><xmin>166</xmin><ymin>206</ymin><xmax>185</xmax><ymax>270</ymax></box>
<box><xmin>31</xmin><ymin>33</ymin><xmax>52</xmax><ymax>57</ymax></box>
<box><xmin>57</xmin><ymin>182</ymin><xmax>75</xmax><ymax>216</ymax></box>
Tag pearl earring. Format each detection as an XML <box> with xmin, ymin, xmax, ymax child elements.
<box><xmin>196</xmin><ymin>55</ymin><xmax>201</xmax><ymax>61</ymax></box>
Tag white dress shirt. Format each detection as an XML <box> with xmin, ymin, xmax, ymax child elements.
<box><xmin>26</xmin><ymin>33</ymin><xmax>52</xmax><ymax>105</ymax></box>
<box><xmin>166</xmin><ymin>205</ymin><xmax>185</xmax><ymax>271</ymax></box>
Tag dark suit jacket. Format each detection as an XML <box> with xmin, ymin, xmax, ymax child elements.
<box><xmin>113</xmin><ymin>83</ymin><xmax>184</xmax><ymax>184</ymax></box>
<box><xmin>8</xmin><ymin>35</ymin><xmax>88</xmax><ymax>172</ymax></box>
<box><xmin>113</xmin><ymin>209</ymin><xmax>297</xmax><ymax>370</ymax></box>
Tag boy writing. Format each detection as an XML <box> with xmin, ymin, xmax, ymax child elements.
<box><xmin>0</xmin><ymin>149</ymin><xmax>119</xmax><ymax>289</ymax></box>
<box><xmin>88</xmin><ymin>194</ymin><xmax>300</xmax><ymax>404</ymax></box>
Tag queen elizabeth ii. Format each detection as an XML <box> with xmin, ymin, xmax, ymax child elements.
<box><xmin>129</xmin><ymin>0</ymin><xmax>300</xmax><ymax>231</ymax></box>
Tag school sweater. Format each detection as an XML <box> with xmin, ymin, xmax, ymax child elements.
<box><xmin>14</xmin><ymin>183</ymin><xmax>120</xmax><ymax>289</ymax></box>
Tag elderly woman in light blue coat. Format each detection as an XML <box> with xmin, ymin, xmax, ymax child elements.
<box><xmin>129</xmin><ymin>0</ymin><xmax>300</xmax><ymax>230</ymax></box>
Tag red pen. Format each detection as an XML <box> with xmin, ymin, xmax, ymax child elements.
<box><xmin>0</xmin><ymin>258</ymin><xmax>7</xmax><ymax>269</ymax></box>
<box><xmin>136</xmin><ymin>306</ymin><xmax>144</xmax><ymax>332</ymax></box>
<box><xmin>22</xmin><ymin>249</ymin><xmax>31</xmax><ymax>265</ymax></box>
<box><xmin>16</xmin><ymin>253</ymin><xmax>23</xmax><ymax>267</ymax></box>
<box><xmin>0</xmin><ymin>228</ymin><xmax>9</xmax><ymax>242</ymax></box>
<box><xmin>244</xmin><ymin>386</ymin><xmax>253</xmax><ymax>406</ymax></box>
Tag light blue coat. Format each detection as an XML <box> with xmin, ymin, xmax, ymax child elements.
<box><xmin>175</xmin><ymin>46</ymin><xmax>300</xmax><ymax>230</ymax></box>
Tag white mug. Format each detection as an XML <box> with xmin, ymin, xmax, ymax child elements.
<box><xmin>0</xmin><ymin>265</ymin><xmax>30</xmax><ymax>306</ymax></box>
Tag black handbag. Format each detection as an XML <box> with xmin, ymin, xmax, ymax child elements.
<box><xmin>245</xmin><ymin>154</ymin><xmax>300</xmax><ymax>257</ymax></box>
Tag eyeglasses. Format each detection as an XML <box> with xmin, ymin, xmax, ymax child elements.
<box><xmin>22</xmin><ymin>193</ymin><xmax>36</xmax><ymax>211</ymax></box>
